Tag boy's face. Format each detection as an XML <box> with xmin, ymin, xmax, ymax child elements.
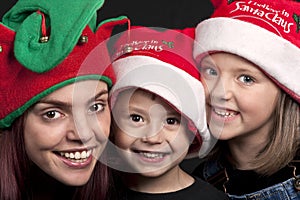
<box><xmin>112</xmin><ymin>89</ymin><xmax>193</xmax><ymax>177</ymax></box>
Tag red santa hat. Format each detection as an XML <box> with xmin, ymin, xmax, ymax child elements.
<box><xmin>110</xmin><ymin>26</ymin><xmax>216</xmax><ymax>158</ymax></box>
<box><xmin>0</xmin><ymin>0</ymin><xmax>128</xmax><ymax>128</ymax></box>
<box><xmin>194</xmin><ymin>0</ymin><xmax>300</xmax><ymax>103</ymax></box>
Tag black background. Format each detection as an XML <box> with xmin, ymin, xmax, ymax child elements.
<box><xmin>0</xmin><ymin>0</ymin><xmax>214</xmax><ymax>28</ymax></box>
<box><xmin>0</xmin><ymin>0</ymin><xmax>213</xmax><ymax>173</ymax></box>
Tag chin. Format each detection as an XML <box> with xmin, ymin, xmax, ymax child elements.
<box><xmin>60</xmin><ymin>177</ymin><xmax>90</xmax><ymax>186</ymax></box>
<box><xmin>55</xmin><ymin>171</ymin><xmax>92</xmax><ymax>186</ymax></box>
<box><xmin>140</xmin><ymin>171</ymin><xmax>165</xmax><ymax>178</ymax></box>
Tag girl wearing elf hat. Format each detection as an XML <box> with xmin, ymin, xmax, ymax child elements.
<box><xmin>104</xmin><ymin>26</ymin><xmax>228</xmax><ymax>199</ymax></box>
<box><xmin>192</xmin><ymin>0</ymin><xmax>300</xmax><ymax>199</ymax></box>
<box><xmin>0</xmin><ymin>0</ymin><xmax>128</xmax><ymax>199</ymax></box>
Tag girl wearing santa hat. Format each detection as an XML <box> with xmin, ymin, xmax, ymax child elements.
<box><xmin>192</xmin><ymin>0</ymin><xmax>300</xmax><ymax>199</ymax></box>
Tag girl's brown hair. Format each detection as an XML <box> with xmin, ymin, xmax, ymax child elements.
<box><xmin>0</xmin><ymin>113</ymin><xmax>113</xmax><ymax>200</ymax></box>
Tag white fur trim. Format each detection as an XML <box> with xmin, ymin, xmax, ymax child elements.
<box><xmin>111</xmin><ymin>55</ymin><xmax>215</xmax><ymax>158</ymax></box>
<box><xmin>194</xmin><ymin>17</ymin><xmax>300</xmax><ymax>101</ymax></box>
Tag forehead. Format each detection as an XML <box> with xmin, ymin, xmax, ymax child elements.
<box><xmin>202</xmin><ymin>52</ymin><xmax>263</xmax><ymax>73</ymax></box>
<box><xmin>41</xmin><ymin>80</ymin><xmax>108</xmax><ymax>102</ymax></box>
<box><xmin>115</xmin><ymin>88</ymin><xmax>179</xmax><ymax>114</ymax></box>
<box><xmin>116</xmin><ymin>88</ymin><xmax>156</xmax><ymax>103</ymax></box>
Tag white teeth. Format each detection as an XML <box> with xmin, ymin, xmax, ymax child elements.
<box><xmin>140</xmin><ymin>152</ymin><xmax>164</xmax><ymax>159</ymax></box>
<box><xmin>70</xmin><ymin>153</ymin><xmax>75</xmax><ymax>159</ymax></box>
<box><xmin>75</xmin><ymin>152</ymin><xmax>81</xmax><ymax>159</ymax></box>
<box><xmin>87</xmin><ymin>150</ymin><xmax>91</xmax><ymax>157</ymax></box>
<box><xmin>81</xmin><ymin>151</ymin><xmax>87</xmax><ymax>159</ymax></box>
<box><xmin>214</xmin><ymin>108</ymin><xmax>235</xmax><ymax>117</ymax></box>
<box><xmin>60</xmin><ymin>150</ymin><xmax>92</xmax><ymax>160</ymax></box>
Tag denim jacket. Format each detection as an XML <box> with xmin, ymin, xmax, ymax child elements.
<box><xmin>194</xmin><ymin>159</ymin><xmax>300</xmax><ymax>200</ymax></box>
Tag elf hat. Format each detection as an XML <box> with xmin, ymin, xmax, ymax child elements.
<box><xmin>194</xmin><ymin>0</ymin><xmax>300</xmax><ymax>103</ymax></box>
<box><xmin>0</xmin><ymin>0</ymin><xmax>128</xmax><ymax>129</ymax></box>
<box><xmin>110</xmin><ymin>26</ymin><xmax>216</xmax><ymax>158</ymax></box>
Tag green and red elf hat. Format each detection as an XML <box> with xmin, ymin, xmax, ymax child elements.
<box><xmin>194</xmin><ymin>0</ymin><xmax>300</xmax><ymax>103</ymax></box>
<box><xmin>110</xmin><ymin>26</ymin><xmax>216</xmax><ymax>158</ymax></box>
<box><xmin>0</xmin><ymin>0</ymin><xmax>128</xmax><ymax>128</ymax></box>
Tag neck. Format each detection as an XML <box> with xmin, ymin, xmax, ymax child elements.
<box><xmin>123</xmin><ymin>165</ymin><xmax>194</xmax><ymax>193</ymax></box>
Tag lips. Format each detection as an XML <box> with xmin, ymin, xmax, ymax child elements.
<box><xmin>55</xmin><ymin>149</ymin><xmax>93</xmax><ymax>168</ymax></box>
<box><xmin>132</xmin><ymin>149</ymin><xmax>170</xmax><ymax>163</ymax></box>
<box><xmin>208</xmin><ymin>105</ymin><xmax>240</xmax><ymax>123</ymax></box>
<box><xmin>60</xmin><ymin>149</ymin><xmax>92</xmax><ymax>161</ymax></box>
<box><xmin>139</xmin><ymin>151</ymin><xmax>165</xmax><ymax>159</ymax></box>
<box><xmin>213</xmin><ymin>107</ymin><xmax>238</xmax><ymax>118</ymax></box>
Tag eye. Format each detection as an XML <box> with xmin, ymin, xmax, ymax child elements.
<box><xmin>165</xmin><ymin>117</ymin><xmax>180</xmax><ymax>125</ymax></box>
<box><xmin>88</xmin><ymin>103</ymin><xmax>104</xmax><ymax>114</ymax></box>
<box><xmin>199</xmin><ymin>66</ymin><xmax>218</xmax><ymax>79</ymax></box>
<box><xmin>130</xmin><ymin>114</ymin><xmax>144</xmax><ymax>122</ymax></box>
<box><xmin>205</xmin><ymin>68</ymin><xmax>218</xmax><ymax>76</ymax></box>
<box><xmin>238</xmin><ymin>75</ymin><xmax>255</xmax><ymax>85</ymax></box>
<box><xmin>163</xmin><ymin>116</ymin><xmax>181</xmax><ymax>131</ymax></box>
<box><xmin>43</xmin><ymin>110</ymin><xmax>63</xmax><ymax>120</ymax></box>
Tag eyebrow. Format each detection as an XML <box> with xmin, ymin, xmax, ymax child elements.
<box><xmin>38</xmin><ymin>90</ymin><xmax>109</xmax><ymax>109</ymax></box>
<box><xmin>127</xmin><ymin>105</ymin><xmax>147</xmax><ymax>114</ymax></box>
<box><xmin>87</xmin><ymin>90</ymin><xmax>109</xmax><ymax>105</ymax></box>
<box><xmin>128</xmin><ymin>104</ymin><xmax>181</xmax><ymax>117</ymax></box>
<box><xmin>200</xmin><ymin>58</ymin><xmax>215</xmax><ymax>66</ymax></box>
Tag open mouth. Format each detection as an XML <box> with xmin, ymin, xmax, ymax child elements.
<box><xmin>213</xmin><ymin>107</ymin><xmax>238</xmax><ymax>118</ymax></box>
<box><xmin>55</xmin><ymin>149</ymin><xmax>92</xmax><ymax>163</ymax></box>
<box><xmin>139</xmin><ymin>152</ymin><xmax>165</xmax><ymax>159</ymax></box>
<box><xmin>133</xmin><ymin>150</ymin><xmax>169</xmax><ymax>160</ymax></box>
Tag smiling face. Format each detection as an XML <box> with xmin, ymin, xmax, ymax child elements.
<box><xmin>24</xmin><ymin>80</ymin><xmax>111</xmax><ymax>186</ymax></box>
<box><xmin>199</xmin><ymin>53</ymin><xmax>280</xmax><ymax>143</ymax></box>
<box><xmin>111</xmin><ymin>89</ymin><xmax>192</xmax><ymax>177</ymax></box>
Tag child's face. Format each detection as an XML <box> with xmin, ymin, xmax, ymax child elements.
<box><xmin>199</xmin><ymin>52</ymin><xmax>280</xmax><ymax>143</ymax></box>
<box><xmin>112</xmin><ymin>89</ymin><xmax>192</xmax><ymax>177</ymax></box>
<box><xmin>24</xmin><ymin>80</ymin><xmax>111</xmax><ymax>186</ymax></box>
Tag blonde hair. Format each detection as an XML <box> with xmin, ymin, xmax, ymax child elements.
<box><xmin>209</xmin><ymin>91</ymin><xmax>300</xmax><ymax>176</ymax></box>
<box><xmin>253</xmin><ymin>91</ymin><xmax>300</xmax><ymax>175</ymax></box>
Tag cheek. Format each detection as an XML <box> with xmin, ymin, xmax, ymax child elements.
<box><xmin>24</xmin><ymin>123</ymin><xmax>63</xmax><ymax>167</ymax></box>
<box><xmin>93</xmin><ymin>110</ymin><xmax>112</xmax><ymax>140</ymax></box>
<box><xmin>203</xmin><ymin>83</ymin><xmax>213</xmax><ymax>106</ymax></box>
<box><xmin>202</xmin><ymin>79</ymin><xmax>216</xmax><ymax>96</ymax></box>
<box><xmin>24</xmin><ymin>121</ymin><xmax>64</xmax><ymax>150</ymax></box>
<box><xmin>169</xmin><ymin>129</ymin><xmax>191</xmax><ymax>152</ymax></box>
<box><xmin>240</xmin><ymin>88</ymin><xmax>278</xmax><ymax>114</ymax></box>
<box><xmin>113</xmin><ymin>129</ymin><xmax>134</xmax><ymax>149</ymax></box>
<box><xmin>202</xmin><ymin>81</ymin><xmax>210</xmax><ymax>96</ymax></box>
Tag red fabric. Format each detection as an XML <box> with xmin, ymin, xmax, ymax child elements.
<box><xmin>211</xmin><ymin>0</ymin><xmax>300</xmax><ymax>48</ymax></box>
<box><xmin>0</xmin><ymin>18</ymin><xmax>128</xmax><ymax>123</ymax></box>
<box><xmin>112</xmin><ymin>26</ymin><xmax>199</xmax><ymax>80</ymax></box>
<box><xmin>36</xmin><ymin>10</ymin><xmax>47</xmax><ymax>37</ymax></box>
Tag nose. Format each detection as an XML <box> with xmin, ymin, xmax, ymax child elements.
<box><xmin>141</xmin><ymin>121</ymin><xmax>164</xmax><ymax>144</ymax></box>
<box><xmin>209</xmin><ymin>76</ymin><xmax>234</xmax><ymax>102</ymax></box>
<box><xmin>66</xmin><ymin>116</ymin><xmax>93</xmax><ymax>144</ymax></box>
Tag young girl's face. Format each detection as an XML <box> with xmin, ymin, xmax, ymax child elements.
<box><xmin>112</xmin><ymin>89</ymin><xmax>192</xmax><ymax>177</ymax></box>
<box><xmin>24</xmin><ymin>80</ymin><xmax>111</xmax><ymax>186</ymax></box>
<box><xmin>199</xmin><ymin>53</ymin><xmax>280</xmax><ymax>142</ymax></box>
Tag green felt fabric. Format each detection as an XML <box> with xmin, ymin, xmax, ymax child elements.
<box><xmin>2</xmin><ymin>0</ymin><xmax>104</xmax><ymax>73</ymax></box>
